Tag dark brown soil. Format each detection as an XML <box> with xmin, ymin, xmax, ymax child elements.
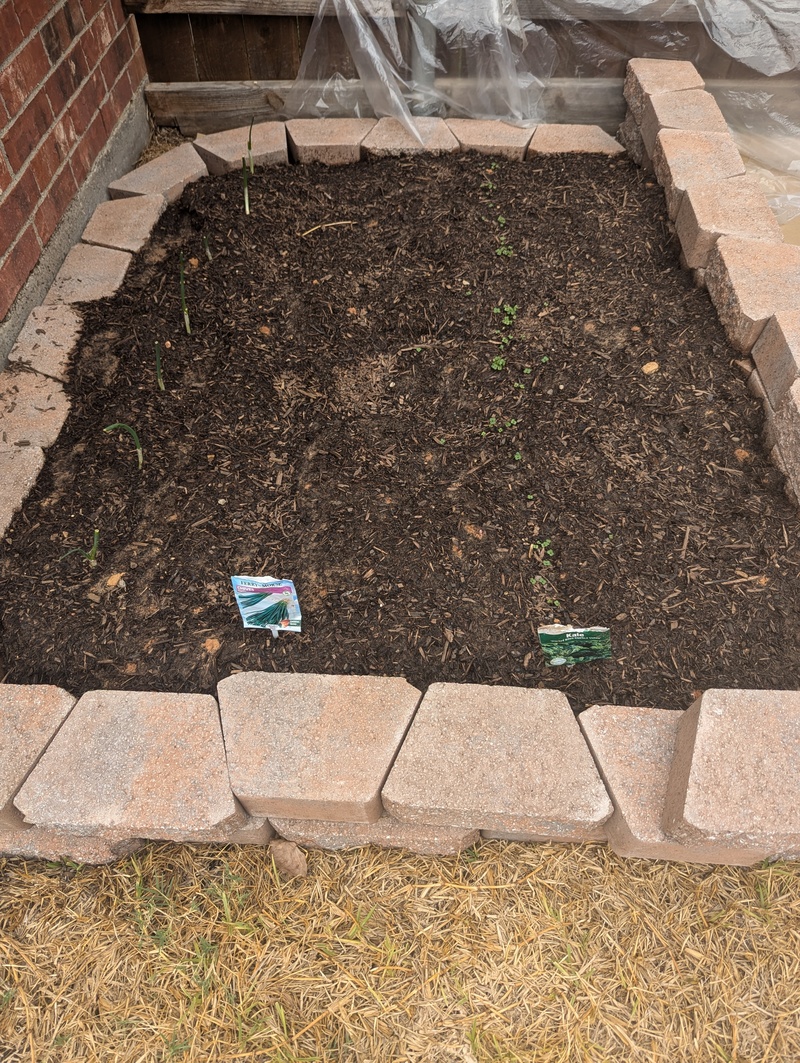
<box><xmin>2</xmin><ymin>152</ymin><xmax>799</xmax><ymax>711</ymax></box>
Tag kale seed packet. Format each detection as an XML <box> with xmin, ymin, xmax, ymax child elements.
<box><xmin>537</xmin><ymin>624</ymin><xmax>611</xmax><ymax>666</ymax></box>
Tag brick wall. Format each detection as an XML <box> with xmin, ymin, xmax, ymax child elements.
<box><xmin>0</xmin><ymin>0</ymin><xmax>147</xmax><ymax>322</ymax></box>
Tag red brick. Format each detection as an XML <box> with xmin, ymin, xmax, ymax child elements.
<box><xmin>0</xmin><ymin>153</ymin><xmax>11</xmax><ymax>195</ymax></box>
<box><xmin>127</xmin><ymin>43</ymin><xmax>147</xmax><ymax>89</ymax></box>
<box><xmin>99</xmin><ymin>27</ymin><xmax>133</xmax><ymax>93</ymax></box>
<box><xmin>106</xmin><ymin>65</ymin><xmax>133</xmax><ymax>126</ymax></box>
<box><xmin>0</xmin><ymin>4</ymin><xmax>25</xmax><ymax>55</ymax></box>
<box><xmin>14</xmin><ymin>0</ymin><xmax>53</xmax><ymax>36</ymax></box>
<box><xmin>92</xmin><ymin>5</ymin><xmax>116</xmax><ymax>51</ymax></box>
<box><xmin>41</xmin><ymin>8</ymin><xmax>74</xmax><ymax>64</ymax></box>
<box><xmin>0</xmin><ymin>226</ymin><xmax>42</xmax><ymax>319</ymax></box>
<box><xmin>80</xmin><ymin>0</ymin><xmax>107</xmax><ymax>22</ymax></box>
<box><xmin>29</xmin><ymin>129</ymin><xmax>66</xmax><ymax>196</ymax></box>
<box><xmin>3</xmin><ymin>88</ymin><xmax>54</xmax><ymax>173</ymax></box>
<box><xmin>71</xmin><ymin>109</ymin><xmax>107</xmax><ymax>187</ymax></box>
<box><xmin>35</xmin><ymin>164</ymin><xmax>77</xmax><ymax>244</ymax></box>
<box><xmin>53</xmin><ymin>113</ymin><xmax>78</xmax><ymax>158</ymax></box>
<box><xmin>71</xmin><ymin>68</ymin><xmax>105</xmax><ymax>140</ymax></box>
<box><xmin>0</xmin><ymin>35</ymin><xmax>52</xmax><ymax>120</ymax></box>
<box><xmin>44</xmin><ymin>59</ymin><xmax>79</xmax><ymax>121</ymax></box>
<box><xmin>79</xmin><ymin>19</ymin><xmax>106</xmax><ymax>75</ymax></box>
<box><xmin>0</xmin><ymin>166</ymin><xmax>41</xmax><ymax>259</ymax></box>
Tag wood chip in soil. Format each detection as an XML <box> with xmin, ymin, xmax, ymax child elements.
<box><xmin>1</xmin><ymin>152</ymin><xmax>798</xmax><ymax>712</ymax></box>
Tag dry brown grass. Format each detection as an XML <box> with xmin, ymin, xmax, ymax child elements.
<box><xmin>1</xmin><ymin>840</ymin><xmax>799</xmax><ymax>1062</ymax></box>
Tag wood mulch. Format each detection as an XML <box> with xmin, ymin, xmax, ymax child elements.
<box><xmin>1</xmin><ymin>152</ymin><xmax>798</xmax><ymax>711</ymax></box>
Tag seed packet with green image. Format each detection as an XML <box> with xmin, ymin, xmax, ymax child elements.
<box><xmin>232</xmin><ymin>575</ymin><xmax>301</xmax><ymax>635</ymax></box>
<box><xmin>537</xmin><ymin>624</ymin><xmax>611</xmax><ymax>666</ymax></box>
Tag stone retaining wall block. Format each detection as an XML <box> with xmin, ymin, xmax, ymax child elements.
<box><xmin>108</xmin><ymin>142</ymin><xmax>208</xmax><ymax>203</ymax></box>
<box><xmin>652</xmin><ymin>130</ymin><xmax>745</xmax><ymax>220</ymax></box>
<box><xmin>528</xmin><ymin>125</ymin><xmax>623</xmax><ymax>156</ymax></box>
<box><xmin>194</xmin><ymin>122</ymin><xmax>289</xmax><ymax>174</ymax></box>
<box><xmin>751</xmin><ymin>311</ymin><xmax>800</xmax><ymax>409</ymax></box>
<box><xmin>362</xmin><ymin>117</ymin><xmax>459</xmax><ymax>157</ymax></box>
<box><xmin>445</xmin><ymin>119</ymin><xmax>535</xmax><ymax>159</ymax></box>
<box><xmin>674</xmin><ymin>175</ymin><xmax>783</xmax><ymax>270</ymax></box>
<box><xmin>43</xmin><ymin>243</ymin><xmax>132</xmax><ymax>305</ymax></box>
<box><xmin>0</xmin><ymin>444</ymin><xmax>45</xmax><ymax>538</ymax></box>
<box><xmin>218</xmin><ymin>672</ymin><xmax>422</xmax><ymax>822</ymax></box>
<box><xmin>270</xmin><ymin>813</ymin><xmax>479</xmax><ymax>856</ymax></box>
<box><xmin>0</xmin><ymin>368</ymin><xmax>70</xmax><ymax>448</ymax></box>
<box><xmin>285</xmin><ymin>119</ymin><xmax>376</xmax><ymax>165</ymax></box>
<box><xmin>704</xmin><ymin>237</ymin><xmax>800</xmax><ymax>354</ymax></box>
<box><xmin>772</xmin><ymin>379</ymin><xmax>800</xmax><ymax>502</ymax></box>
<box><xmin>662</xmin><ymin>689</ymin><xmax>800</xmax><ymax>859</ymax></box>
<box><xmin>381</xmin><ymin>684</ymin><xmax>613</xmax><ymax>838</ymax></box>
<box><xmin>0</xmin><ymin>829</ymin><xmax>143</xmax><ymax>865</ymax></box>
<box><xmin>15</xmin><ymin>690</ymin><xmax>246</xmax><ymax>842</ymax></box>
<box><xmin>81</xmin><ymin>194</ymin><xmax>167</xmax><ymax>254</ymax></box>
<box><xmin>8</xmin><ymin>304</ymin><xmax>82</xmax><ymax>382</ymax></box>
<box><xmin>640</xmin><ymin>89</ymin><xmax>728</xmax><ymax>158</ymax></box>
<box><xmin>623</xmin><ymin>59</ymin><xmax>705</xmax><ymax>124</ymax></box>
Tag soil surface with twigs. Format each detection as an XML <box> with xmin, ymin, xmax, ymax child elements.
<box><xmin>1</xmin><ymin>152</ymin><xmax>799</xmax><ymax>711</ymax></box>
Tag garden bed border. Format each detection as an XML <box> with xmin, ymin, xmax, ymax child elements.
<box><xmin>2</xmin><ymin>59</ymin><xmax>800</xmax><ymax>868</ymax></box>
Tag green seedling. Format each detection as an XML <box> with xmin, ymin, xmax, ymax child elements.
<box><xmin>247</xmin><ymin>116</ymin><xmax>255</xmax><ymax>175</ymax></box>
<box><xmin>202</xmin><ymin>236</ymin><xmax>213</xmax><ymax>262</ymax></box>
<box><xmin>490</xmin><ymin>356</ymin><xmax>507</xmax><ymax>371</ymax></box>
<box><xmin>497</xmin><ymin>215</ymin><xmax>506</xmax><ymax>227</ymax></box>
<box><xmin>481</xmin><ymin>179</ymin><xmax>495</xmax><ymax>192</ymax></box>
<box><xmin>540</xmin><ymin>355</ymin><xmax>550</xmax><ymax>364</ymax></box>
<box><xmin>531</xmin><ymin>538</ymin><xmax>555</xmax><ymax>566</ymax></box>
<box><xmin>60</xmin><ymin>528</ymin><xmax>100</xmax><ymax>567</ymax></box>
<box><xmin>104</xmin><ymin>422</ymin><xmax>143</xmax><ymax>470</ymax></box>
<box><xmin>179</xmin><ymin>253</ymin><xmax>191</xmax><ymax>335</ymax></box>
<box><xmin>242</xmin><ymin>157</ymin><xmax>250</xmax><ymax>216</ymax></box>
<box><xmin>514</xmin><ymin>451</ymin><xmax>522</xmax><ymax>461</ymax></box>
<box><xmin>513</xmin><ymin>381</ymin><xmax>525</xmax><ymax>390</ymax></box>
<box><xmin>523</xmin><ymin>366</ymin><xmax>532</xmax><ymax>374</ymax></box>
<box><xmin>154</xmin><ymin>341</ymin><xmax>164</xmax><ymax>391</ymax></box>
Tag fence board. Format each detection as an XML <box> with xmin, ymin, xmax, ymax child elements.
<box><xmin>135</xmin><ymin>13</ymin><xmax>199</xmax><ymax>81</ymax></box>
<box><xmin>243</xmin><ymin>15</ymin><xmax>313</xmax><ymax>79</ymax></box>
<box><xmin>191</xmin><ymin>13</ymin><xmax>252</xmax><ymax>78</ymax></box>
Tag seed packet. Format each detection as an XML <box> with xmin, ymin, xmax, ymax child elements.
<box><xmin>231</xmin><ymin>576</ymin><xmax>302</xmax><ymax>635</ymax></box>
<box><xmin>537</xmin><ymin>624</ymin><xmax>611</xmax><ymax>666</ymax></box>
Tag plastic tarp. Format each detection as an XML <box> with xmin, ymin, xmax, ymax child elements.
<box><xmin>282</xmin><ymin>0</ymin><xmax>800</xmax><ymax>222</ymax></box>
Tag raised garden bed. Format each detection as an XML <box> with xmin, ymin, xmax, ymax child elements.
<box><xmin>1</xmin><ymin>148</ymin><xmax>798</xmax><ymax>712</ymax></box>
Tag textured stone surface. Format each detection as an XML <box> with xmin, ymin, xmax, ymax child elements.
<box><xmin>675</xmin><ymin>175</ymin><xmax>783</xmax><ymax>270</ymax></box>
<box><xmin>624</xmin><ymin>58</ymin><xmax>705</xmax><ymax>124</ymax></box>
<box><xmin>7</xmin><ymin>303</ymin><xmax>82</xmax><ymax>381</ymax></box>
<box><xmin>652</xmin><ymin>130</ymin><xmax>745</xmax><ymax>220</ymax></box>
<box><xmin>285</xmin><ymin>118</ymin><xmax>376</xmax><ymax>165</ymax></box>
<box><xmin>194</xmin><ymin>121</ymin><xmax>289</xmax><ymax>174</ymax></box>
<box><xmin>617</xmin><ymin>112</ymin><xmax>647</xmax><ymax>168</ymax></box>
<box><xmin>640</xmin><ymin>89</ymin><xmax>728</xmax><ymax>157</ymax></box>
<box><xmin>580</xmin><ymin>705</ymin><xmax>765</xmax><ymax>865</ymax></box>
<box><xmin>381</xmin><ymin>684</ymin><xmax>612</xmax><ymax>836</ymax></box>
<box><xmin>270</xmin><ymin>814</ymin><xmax>479</xmax><ymax>855</ymax></box>
<box><xmin>81</xmin><ymin>194</ymin><xmax>166</xmax><ymax>253</ymax></box>
<box><xmin>0</xmin><ymin>829</ymin><xmax>143</xmax><ymax>865</ymax></box>
<box><xmin>773</xmin><ymin>379</ymin><xmax>800</xmax><ymax>502</ymax></box>
<box><xmin>0</xmin><ymin>444</ymin><xmax>45</xmax><ymax>538</ymax></box>
<box><xmin>108</xmin><ymin>142</ymin><xmax>208</xmax><ymax>203</ymax></box>
<box><xmin>0</xmin><ymin>368</ymin><xmax>70</xmax><ymax>447</ymax></box>
<box><xmin>15</xmin><ymin>690</ymin><xmax>245</xmax><ymax>841</ymax></box>
<box><xmin>362</xmin><ymin>117</ymin><xmax>459</xmax><ymax>157</ymax></box>
<box><xmin>705</xmin><ymin>237</ymin><xmax>800</xmax><ymax>353</ymax></box>
<box><xmin>214</xmin><ymin>815</ymin><xmax>275</xmax><ymax>845</ymax></box>
<box><xmin>662</xmin><ymin>689</ymin><xmax>800</xmax><ymax>859</ymax></box>
<box><xmin>445</xmin><ymin>119</ymin><xmax>534</xmax><ymax>159</ymax></box>
<box><xmin>43</xmin><ymin>243</ymin><xmax>132</xmax><ymax>304</ymax></box>
<box><xmin>218</xmin><ymin>673</ymin><xmax>422</xmax><ymax>822</ymax></box>
<box><xmin>0</xmin><ymin>685</ymin><xmax>75</xmax><ymax>830</ymax></box>
<box><xmin>481</xmin><ymin>827</ymin><xmax>607</xmax><ymax>843</ymax></box>
<box><xmin>751</xmin><ymin>311</ymin><xmax>800</xmax><ymax>409</ymax></box>
<box><xmin>528</xmin><ymin>124</ymin><xmax>623</xmax><ymax>156</ymax></box>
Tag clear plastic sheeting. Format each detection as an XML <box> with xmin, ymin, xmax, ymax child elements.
<box><xmin>282</xmin><ymin>0</ymin><xmax>799</xmax><ymax>219</ymax></box>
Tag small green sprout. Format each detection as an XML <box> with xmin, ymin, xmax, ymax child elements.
<box><xmin>179</xmin><ymin>253</ymin><xmax>191</xmax><ymax>335</ymax></box>
<box><xmin>496</xmin><ymin>235</ymin><xmax>514</xmax><ymax>257</ymax></box>
<box><xmin>247</xmin><ymin>116</ymin><xmax>255</xmax><ymax>175</ymax></box>
<box><xmin>60</xmin><ymin>528</ymin><xmax>100</xmax><ymax>566</ymax></box>
<box><xmin>104</xmin><ymin>422</ymin><xmax>143</xmax><ymax>469</ymax></box>
<box><xmin>202</xmin><ymin>236</ymin><xmax>213</xmax><ymax>262</ymax></box>
<box><xmin>490</xmin><ymin>356</ymin><xmax>507</xmax><ymax>371</ymax></box>
<box><xmin>242</xmin><ymin>157</ymin><xmax>250</xmax><ymax>216</ymax></box>
<box><xmin>154</xmin><ymin>341</ymin><xmax>164</xmax><ymax>391</ymax></box>
<box><xmin>497</xmin><ymin>215</ymin><xmax>506</xmax><ymax>227</ymax></box>
<box><xmin>523</xmin><ymin>366</ymin><xmax>532</xmax><ymax>375</ymax></box>
<box><xmin>540</xmin><ymin>355</ymin><xmax>550</xmax><ymax>364</ymax></box>
<box><xmin>514</xmin><ymin>451</ymin><xmax>522</xmax><ymax>461</ymax></box>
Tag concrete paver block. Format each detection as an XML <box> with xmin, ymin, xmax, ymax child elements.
<box><xmin>675</xmin><ymin>175</ymin><xmax>783</xmax><ymax>270</ymax></box>
<box><xmin>0</xmin><ymin>828</ymin><xmax>143</xmax><ymax>864</ymax></box>
<box><xmin>624</xmin><ymin>59</ymin><xmax>705</xmax><ymax>124</ymax></box>
<box><xmin>0</xmin><ymin>685</ymin><xmax>75</xmax><ymax>830</ymax></box>
<box><xmin>528</xmin><ymin>124</ymin><xmax>624</xmax><ymax>156</ymax></box>
<box><xmin>218</xmin><ymin>673</ymin><xmax>422</xmax><ymax>822</ymax></box>
<box><xmin>445</xmin><ymin>119</ymin><xmax>535</xmax><ymax>159</ymax></box>
<box><xmin>705</xmin><ymin>236</ymin><xmax>800</xmax><ymax>353</ymax></box>
<box><xmin>751</xmin><ymin>310</ymin><xmax>800</xmax><ymax>409</ymax></box>
<box><xmin>270</xmin><ymin>813</ymin><xmax>479</xmax><ymax>855</ymax></box>
<box><xmin>662</xmin><ymin>689</ymin><xmax>800</xmax><ymax>859</ymax></box>
<box><xmin>640</xmin><ymin>89</ymin><xmax>728</xmax><ymax>157</ymax></box>
<box><xmin>194</xmin><ymin>121</ymin><xmax>289</xmax><ymax>174</ymax></box>
<box><xmin>772</xmin><ymin>379</ymin><xmax>800</xmax><ymax>502</ymax></box>
<box><xmin>381</xmin><ymin>684</ymin><xmax>613</xmax><ymax>837</ymax></box>
<box><xmin>652</xmin><ymin>130</ymin><xmax>745</xmax><ymax>219</ymax></box>
<box><xmin>43</xmin><ymin>243</ymin><xmax>132</xmax><ymax>305</ymax></box>
<box><xmin>0</xmin><ymin>368</ymin><xmax>70</xmax><ymax>448</ymax></box>
<box><xmin>285</xmin><ymin>119</ymin><xmax>376</xmax><ymax>165</ymax></box>
<box><xmin>81</xmin><ymin>194</ymin><xmax>166</xmax><ymax>254</ymax></box>
<box><xmin>107</xmin><ymin>142</ymin><xmax>208</xmax><ymax>203</ymax></box>
<box><xmin>8</xmin><ymin>303</ymin><xmax>82</xmax><ymax>381</ymax></box>
<box><xmin>15</xmin><ymin>690</ymin><xmax>245</xmax><ymax>841</ymax></box>
<box><xmin>0</xmin><ymin>444</ymin><xmax>45</xmax><ymax>538</ymax></box>
<box><xmin>362</xmin><ymin>117</ymin><xmax>459</xmax><ymax>157</ymax></box>
<box><xmin>204</xmin><ymin>815</ymin><xmax>275</xmax><ymax>845</ymax></box>
<box><xmin>481</xmin><ymin>824</ymin><xmax>607</xmax><ymax>843</ymax></box>
<box><xmin>580</xmin><ymin>705</ymin><xmax>765</xmax><ymax>865</ymax></box>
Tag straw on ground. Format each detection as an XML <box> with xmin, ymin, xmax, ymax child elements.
<box><xmin>0</xmin><ymin>841</ymin><xmax>798</xmax><ymax>1061</ymax></box>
